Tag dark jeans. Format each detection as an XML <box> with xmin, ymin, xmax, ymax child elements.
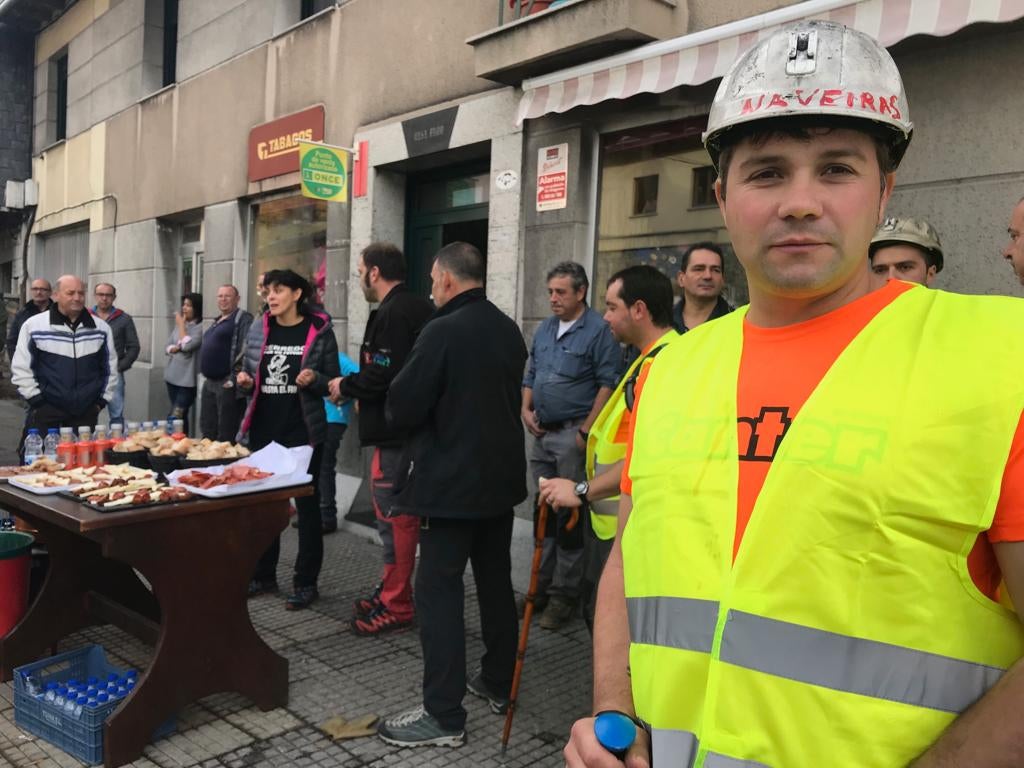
<box><xmin>416</xmin><ymin>512</ymin><xmax>518</xmax><ymax>731</ymax></box>
<box><xmin>319</xmin><ymin>423</ymin><xmax>347</xmax><ymax>522</ymax></box>
<box><xmin>254</xmin><ymin>442</ymin><xmax>324</xmax><ymax>589</ymax></box>
<box><xmin>165</xmin><ymin>382</ymin><xmax>196</xmax><ymax>435</ymax></box>
<box><xmin>199</xmin><ymin>378</ymin><xmax>246</xmax><ymax>441</ymax></box>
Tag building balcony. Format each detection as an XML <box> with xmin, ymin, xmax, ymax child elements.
<box><xmin>468</xmin><ymin>0</ymin><xmax>686</xmax><ymax>85</ymax></box>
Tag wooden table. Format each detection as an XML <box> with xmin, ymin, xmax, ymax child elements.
<box><xmin>0</xmin><ymin>483</ymin><xmax>310</xmax><ymax>767</ymax></box>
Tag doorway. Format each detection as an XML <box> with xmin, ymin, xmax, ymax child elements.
<box><xmin>405</xmin><ymin>164</ymin><xmax>490</xmax><ymax>297</ymax></box>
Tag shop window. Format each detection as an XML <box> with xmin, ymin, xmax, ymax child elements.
<box><xmin>250</xmin><ymin>196</ymin><xmax>328</xmax><ymax>313</ymax></box>
<box><xmin>595</xmin><ymin>118</ymin><xmax>746</xmax><ymax>308</ymax></box>
<box><xmin>54</xmin><ymin>51</ymin><xmax>68</xmax><ymax>142</ymax></box>
<box><xmin>414</xmin><ymin>173</ymin><xmax>490</xmax><ymax>213</ymax></box>
<box><xmin>691</xmin><ymin>166</ymin><xmax>717</xmax><ymax>208</ymax></box>
<box><xmin>632</xmin><ymin>175</ymin><xmax>659</xmax><ymax>216</ymax></box>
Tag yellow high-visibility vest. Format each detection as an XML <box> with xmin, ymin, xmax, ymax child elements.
<box><xmin>586</xmin><ymin>330</ymin><xmax>677</xmax><ymax>540</ymax></box>
<box><xmin>623</xmin><ymin>286</ymin><xmax>1024</xmax><ymax>767</ymax></box>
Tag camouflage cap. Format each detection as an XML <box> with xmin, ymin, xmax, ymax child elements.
<box><xmin>870</xmin><ymin>217</ymin><xmax>944</xmax><ymax>272</ymax></box>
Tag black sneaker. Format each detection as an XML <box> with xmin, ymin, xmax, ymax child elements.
<box><xmin>285</xmin><ymin>585</ymin><xmax>319</xmax><ymax>611</ymax></box>
<box><xmin>467</xmin><ymin>671</ymin><xmax>510</xmax><ymax>715</ymax></box>
<box><xmin>378</xmin><ymin>706</ymin><xmax>465</xmax><ymax>748</ymax></box>
<box><xmin>322</xmin><ymin>518</ymin><xmax>338</xmax><ymax>534</ymax></box>
<box><xmin>247</xmin><ymin>579</ymin><xmax>278</xmax><ymax>598</ymax></box>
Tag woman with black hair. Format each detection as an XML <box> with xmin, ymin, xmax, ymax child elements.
<box><xmin>164</xmin><ymin>292</ymin><xmax>204</xmax><ymax>432</ymax></box>
<box><xmin>237</xmin><ymin>269</ymin><xmax>340</xmax><ymax>610</ymax></box>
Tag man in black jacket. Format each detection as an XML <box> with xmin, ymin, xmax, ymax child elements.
<box><xmin>377</xmin><ymin>242</ymin><xmax>527</xmax><ymax>748</ymax></box>
<box><xmin>6</xmin><ymin>278</ymin><xmax>52</xmax><ymax>361</ymax></box>
<box><xmin>328</xmin><ymin>242</ymin><xmax>433</xmax><ymax>635</ymax></box>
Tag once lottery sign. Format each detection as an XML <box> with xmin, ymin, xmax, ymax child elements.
<box><xmin>299</xmin><ymin>141</ymin><xmax>350</xmax><ymax>203</ymax></box>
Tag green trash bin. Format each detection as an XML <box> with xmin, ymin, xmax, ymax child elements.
<box><xmin>0</xmin><ymin>531</ymin><xmax>34</xmax><ymax>637</ymax></box>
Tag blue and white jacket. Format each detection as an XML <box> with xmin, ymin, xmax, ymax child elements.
<box><xmin>12</xmin><ymin>306</ymin><xmax>119</xmax><ymax>416</ymax></box>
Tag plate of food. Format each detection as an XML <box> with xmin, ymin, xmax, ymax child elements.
<box><xmin>63</xmin><ymin>478</ymin><xmax>194</xmax><ymax>512</ymax></box>
<box><xmin>0</xmin><ymin>457</ymin><xmax>64</xmax><ymax>482</ymax></box>
<box><xmin>167</xmin><ymin>443</ymin><xmax>312</xmax><ymax>498</ymax></box>
<box><xmin>8</xmin><ymin>464</ymin><xmax>155</xmax><ymax>495</ymax></box>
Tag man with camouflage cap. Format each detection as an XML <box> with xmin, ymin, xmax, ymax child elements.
<box><xmin>870</xmin><ymin>216</ymin><xmax>944</xmax><ymax>287</ymax></box>
<box><xmin>565</xmin><ymin>19</ymin><xmax>1024</xmax><ymax>768</ymax></box>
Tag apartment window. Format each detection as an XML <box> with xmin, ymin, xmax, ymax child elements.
<box><xmin>163</xmin><ymin>0</ymin><xmax>179</xmax><ymax>87</ymax></box>
<box><xmin>54</xmin><ymin>52</ymin><xmax>68</xmax><ymax>142</ymax></box>
<box><xmin>300</xmin><ymin>0</ymin><xmax>333</xmax><ymax>19</ymax></box>
<box><xmin>632</xmin><ymin>175</ymin><xmax>659</xmax><ymax>216</ymax></box>
<box><xmin>691</xmin><ymin>165</ymin><xmax>717</xmax><ymax>208</ymax></box>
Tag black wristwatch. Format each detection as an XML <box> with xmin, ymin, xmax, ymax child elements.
<box><xmin>574</xmin><ymin>480</ymin><xmax>590</xmax><ymax>503</ymax></box>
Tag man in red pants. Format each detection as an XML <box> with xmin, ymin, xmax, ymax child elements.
<box><xmin>329</xmin><ymin>242</ymin><xmax>433</xmax><ymax>635</ymax></box>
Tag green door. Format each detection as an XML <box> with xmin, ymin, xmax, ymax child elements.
<box><xmin>405</xmin><ymin>165</ymin><xmax>490</xmax><ymax>298</ymax></box>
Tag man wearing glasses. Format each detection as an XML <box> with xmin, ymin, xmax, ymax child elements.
<box><xmin>6</xmin><ymin>278</ymin><xmax>53</xmax><ymax>363</ymax></box>
<box><xmin>1004</xmin><ymin>196</ymin><xmax>1024</xmax><ymax>285</ymax></box>
<box><xmin>91</xmin><ymin>283</ymin><xmax>140</xmax><ymax>427</ymax></box>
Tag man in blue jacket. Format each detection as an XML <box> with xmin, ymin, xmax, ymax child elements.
<box><xmin>12</xmin><ymin>275</ymin><xmax>118</xmax><ymax>450</ymax></box>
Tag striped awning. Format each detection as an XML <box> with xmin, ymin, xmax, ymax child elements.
<box><xmin>517</xmin><ymin>0</ymin><xmax>1024</xmax><ymax>123</ymax></box>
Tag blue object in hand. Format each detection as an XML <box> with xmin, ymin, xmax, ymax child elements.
<box><xmin>594</xmin><ymin>710</ymin><xmax>637</xmax><ymax>759</ymax></box>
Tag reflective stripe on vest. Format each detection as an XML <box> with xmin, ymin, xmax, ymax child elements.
<box><xmin>628</xmin><ymin>596</ymin><xmax>1003</xmax><ymax>713</ymax></box>
<box><xmin>588</xmin><ymin>460</ymin><xmax>619</xmax><ymax>519</ymax></box>
<box><xmin>703</xmin><ymin>753</ymin><xmax>771</xmax><ymax>768</ymax></box>
<box><xmin>587</xmin><ymin>331</ymin><xmax>676</xmax><ymax>539</ymax></box>
<box><xmin>622</xmin><ymin>288</ymin><xmax>1024</xmax><ymax>766</ymax></box>
<box><xmin>647</xmin><ymin>728</ymin><xmax>769</xmax><ymax>768</ymax></box>
<box><xmin>650</xmin><ymin>727</ymin><xmax>699</xmax><ymax>767</ymax></box>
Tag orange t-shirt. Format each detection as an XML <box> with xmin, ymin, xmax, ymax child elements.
<box><xmin>622</xmin><ymin>280</ymin><xmax>1024</xmax><ymax>601</ymax></box>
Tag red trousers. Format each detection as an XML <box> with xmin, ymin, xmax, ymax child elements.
<box><xmin>371</xmin><ymin>447</ymin><xmax>419</xmax><ymax>620</ymax></box>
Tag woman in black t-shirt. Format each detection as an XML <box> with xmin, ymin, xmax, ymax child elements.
<box><xmin>237</xmin><ymin>269</ymin><xmax>340</xmax><ymax>610</ymax></box>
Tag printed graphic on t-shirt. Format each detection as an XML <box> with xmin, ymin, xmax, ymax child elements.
<box><xmin>261</xmin><ymin>343</ymin><xmax>304</xmax><ymax>394</ymax></box>
<box><xmin>738</xmin><ymin>406</ymin><xmax>792</xmax><ymax>461</ymax></box>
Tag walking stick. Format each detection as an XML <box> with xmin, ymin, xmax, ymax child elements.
<box><xmin>501</xmin><ymin>496</ymin><xmax>550</xmax><ymax>753</ymax></box>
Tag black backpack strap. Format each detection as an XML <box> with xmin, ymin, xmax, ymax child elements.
<box><xmin>624</xmin><ymin>343</ymin><xmax>668</xmax><ymax>413</ymax></box>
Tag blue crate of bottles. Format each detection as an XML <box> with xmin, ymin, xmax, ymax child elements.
<box><xmin>13</xmin><ymin>645</ymin><xmax>174</xmax><ymax>765</ymax></box>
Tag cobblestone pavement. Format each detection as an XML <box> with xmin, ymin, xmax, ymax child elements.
<box><xmin>0</xmin><ymin>522</ymin><xmax>592</xmax><ymax>767</ymax></box>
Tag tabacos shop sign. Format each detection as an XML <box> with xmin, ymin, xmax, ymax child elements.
<box><xmin>248</xmin><ymin>105</ymin><xmax>326</xmax><ymax>182</ymax></box>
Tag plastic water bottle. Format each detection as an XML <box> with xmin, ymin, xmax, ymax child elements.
<box><xmin>73</xmin><ymin>695</ymin><xmax>87</xmax><ymax>718</ymax></box>
<box><xmin>43</xmin><ymin>683</ymin><xmax>58</xmax><ymax>703</ymax></box>
<box><xmin>94</xmin><ymin>692</ymin><xmax>110</xmax><ymax>708</ymax></box>
<box><xmin>23</xmin><ymin>674</ymin><xmax>41</xmax><ymax>698</ymax></box>
<box><xmin>44</xmin><ymin>429</ymin><xmax>59</xmax><ymax>461</ymax></box>
<box><xmin>23</xmin><ymin>429</ymin><xmax>43</xmax><ymax>465</ymax></box>
<box><xmin>63</xmin><ymin>692</ymin><xmax>78</xmax><ymax>715</ymax></box>
<box><xmin>54</xmin><ymin>686</ymin><xmax>68</xmax><ymax>707</ymax></box>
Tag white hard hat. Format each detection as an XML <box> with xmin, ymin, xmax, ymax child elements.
<box><xmin>703</xmin><ymin>21</ymin><xmax>913</xmax><ymax>170</ymax></box>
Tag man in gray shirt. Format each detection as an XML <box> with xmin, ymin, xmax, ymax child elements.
<box><xmin>91</xmin><ymin>282</ymin><xmax>140</xmax><ymax>426</ymax></box>
<box><xmin>522</xmin><ymin>261</ymin><xmax>621</xmax><ymax>629</ymax></box>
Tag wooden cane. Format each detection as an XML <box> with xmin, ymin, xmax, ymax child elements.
<box><xmin>501</xmin><ymin>497</ymin><xmax>550</xmax><ymax>753</ymax></box>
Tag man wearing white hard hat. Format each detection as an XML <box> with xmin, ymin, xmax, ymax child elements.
<box><xmin>870</xmin><ymin>216</ymin><xmax>945</xmax><ymax>288</ymax></box>
<box><xmin>565</xmin><ymin>20</ymin><xmax>1024</xmax><ymax>768</ymax></box>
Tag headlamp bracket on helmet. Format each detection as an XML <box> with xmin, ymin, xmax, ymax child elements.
<box><xmin>787</xmin><ymin>30</ymin><xmax>818</xmax><ymax>75</ymax></box>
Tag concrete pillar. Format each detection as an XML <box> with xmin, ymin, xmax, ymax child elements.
<box><xmin>487</xmin><ymin>131</ymin><xmax>524</xmax><ymax>322</ymax></box>
<box><xmin>521</xmin><ymin>123</ymin><xmax>595</xmax><ymax>341</ymax></box>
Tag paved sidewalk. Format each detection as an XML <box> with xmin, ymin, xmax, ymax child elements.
<box><xmin>0</xmin><ymin>518</ymin><xmax>592</xmax><ymax>767</ymax></box>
